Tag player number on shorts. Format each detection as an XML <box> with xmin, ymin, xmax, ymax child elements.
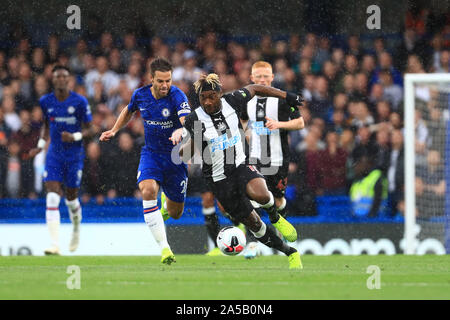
<box><xmin>180</xmin><ymin>180</ymin><xmax>188</xmax><ymax>194</ymax></box>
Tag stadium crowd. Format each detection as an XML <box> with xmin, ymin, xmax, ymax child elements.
<box><xmin>1</xmin><ymin>8</ymin><xmax>449</xmax><ymax>217</ymax></box>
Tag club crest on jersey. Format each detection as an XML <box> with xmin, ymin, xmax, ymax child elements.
<box><xmin>216</xmin><ymin>122</ymin><xmax>227</xmax><ymax>131</ymax></box>
<box><xmin>257</xmin><ymin>109</ymin><xmax>265</xmax><ymax>118</ymax></box>
<box><xmin>162</xmin><ymin>108</ymin><xmax>170</xmax><ymax>117</ymax></box>
<box><xmin>67</xmin><ymin>106</ymin><xmax>75</xmax><ymax>114</ymax></box>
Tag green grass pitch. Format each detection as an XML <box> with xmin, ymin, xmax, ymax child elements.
<box><xmin>0</xmin><ymin>255</ymin><xmax>449</xmax><ymax>300</ymax></box>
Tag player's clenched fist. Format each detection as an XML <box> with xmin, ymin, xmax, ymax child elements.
<box><xmin>99</xmin><ymin>130</ymin><xmax>116</xmax><ymax>142</ymax></box>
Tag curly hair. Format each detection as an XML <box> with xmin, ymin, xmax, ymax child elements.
<box><xmin>193</xmin><ymin>73</ymin><xmax>222</xmax><ymax>94</ymax></box>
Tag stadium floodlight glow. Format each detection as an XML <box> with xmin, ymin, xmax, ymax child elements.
<box><xmin>404</xmin><ymin>73</ymin><xmax>450</xmax><ymax>255</ymax></box>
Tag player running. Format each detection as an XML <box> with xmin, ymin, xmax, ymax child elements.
<box><xmin>242</xmin><ymin>61</ymin><xmax>305</xmax><ymax>257</ymax></box>
<box><xmin>28</xmin><ymin>65</ymin><xmax>93</xmax><ymax>255</ymax></box>
<box><xmin>100</xmin><ymin>58</ymin><xmax>190</xmax><ymax>265</ymax></box>
<box><xmin>179</xmin><ymin>73</ymin><xmax>303</xmax><ymax>269</ymax></box>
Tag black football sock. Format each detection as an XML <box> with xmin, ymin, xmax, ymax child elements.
<box><xmin>204</xmin><ymin>212</ymin><xmax>220</xmax><ymax>247</ymax></box>
<box><xmin>252</xmin><ymin>223</ymin><xmax>296</xmax><ymax>256</ymax></box>
<box><xmin>246</xmin><ymin>225</ymin><xmax>258</xmax><ymax>243</ymax></box>
<box><xmin>277</xmin><ymin>198</ymin><xmax>287</xmax><ymax>218</ymax></box>
<box><xmin>266</xmin><ymin>205</ymin><xmax>280</xmax><ymax>224</ymax></box>
<box><xmin>260</xmin><ymin>192</ymin><xmax>280</xmax><ymax>224</ymax></box>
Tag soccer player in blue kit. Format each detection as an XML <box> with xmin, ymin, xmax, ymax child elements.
<box><xmin>100</xmin><ymin>58</ymin><xmax>190</xmax><ymax>264</ymax></box>
<box><xmin>29</xmin><ymin>65</ymin><xmax>93</xmax><ymax>255</ymax></box>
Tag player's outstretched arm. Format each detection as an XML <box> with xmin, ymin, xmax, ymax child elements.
<box><xmin>265</xmin><ymin>116</ymin><xmax>305</xmax><ymax>131</ymax></box>
<box><xmin>169</xmin><ymin>116</ymin><xmax>186</xmax><ymax>145</ymax></box>
<box><xmin>28</xmin><ymin>119</ymin><xmax>49</xmax><ymax>158</ymax></box>
<box><xmin>243</xmin><ymin>84</ymin><xmax>303</xmax><ymax>107</ymax></box>
<box><xmin>99</xmin><ymin>106</ymin><xmax>134</xmax><ymax>142</ymax></box>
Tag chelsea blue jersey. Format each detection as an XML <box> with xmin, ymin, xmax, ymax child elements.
<box><xmin>39</xmin><ymin>91</ymin><xmax>92</xmax><ymax>155</ymax></box>
<box><xmin>128</xmin><ymin>85</ymin><xmax>190</xmax><ymax>153</ymax></box>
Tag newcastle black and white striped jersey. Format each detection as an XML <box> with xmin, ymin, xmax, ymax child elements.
<box><xmin>241</xmin><ymin>96</ymin><xmax>301</xmax><ymax>168</ymax></box>
<box><xmin>183</xmin><ymin>88</ymin><xmax>252</xmax><ymax>182</ymax></box>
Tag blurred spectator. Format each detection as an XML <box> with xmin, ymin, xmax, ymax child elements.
<box><xmin>347</xmin><ymin>126</ymin><xmax>377</xmax><ymax>184</ymax></box>
<box><xmin>415</xmin><ymin>109</ymin><xmax>429</xmax><ymax>167</ymax></box>
<box><xmin>6</xmin><ymin>141</ymin><xmax>21</xmax><ymax>198</ymax></box>
<box><xmin>427</xmin><ymin>107</ymin><xmax>446</xmax><ymax>151</ymax></box>
<box><xmin>0</xmin><ymin>108</ymin><xmax>9</xmax><ymax>197</ymax></box>
<box><xmin>11</xmin><ymin>110</ymin><xmax>39</xmax><ymax>198</ymax></box>
<box><xmin>405</xmin><ymin>54</ymin><xmax>426</xmax><ymax>74</ymax></box>
<box><xmin>114</xmin><ymin>132</ymin><xmax>140</xmax><ymax>197</ymax></box>
<box><xmin>2</xmin><ymin>95</ymin><xmax>21</xmax><ymax>132</ymax></box>
<box><xmin>120</xmin><ymin>32</ymin><xmax>141</xmax><ymax>67</ymax></box>
<box><xmin>31</xmin><ymin>47</ymin><xmax>46</xmax><ymax>74</ymax></box>
<box><xmin>379</xmin><ymin>70</ymin><xmax>403</xmax><ymax>111</ymax></box>
<box><xmin>290</xmin><ymin>132</ymin><xmax>321</xmax><ymax>216</ymax></box>
<box><xmin>373</xmin><ymin>125</ymin><xmax>391</xmax><ymax>174</ymax></box>
<box><xmin>328</xmin><ymin>109</ymin><xmax>348</xmax><ymax>135</ymax></box>
<box><xmin>346</xmin><ymin>35</ymin><xmax>365</xmax><ymax>61</ymax></box>
<box><xmin>31</xmin><ymin>75</ymin><xmax>49</xmax><ymax>105</ymax></box>
<box><xmin>361</xmin><ymin>54</ymin><xmax>376</xmax><ymax>81</ymax></box>
<box><xmin>95</xmin><ymin>32</ymin><xmax>115</xmax><ymax>57</ymax></box>
<box><xmin>416</xmin><ymin>150</ymin><xmax>445</xmax><ymax>218</ymax></box>
<box><xmin>372</xmin><ymin>51</ymin><xmax>403</xmax><ymax>87</ymax></box>
<box><xmin>109</xmin><ymin>48</ymin><xmax>124</xmax><ymax>74</ymax></box>
<box><xmin>84</xmin><ymin>56</ymin><xmax>120</xmax><ymax>99</ymax></box>
<box><xmin>82</xmin><ymin>142</ymin><xmax>105</xmax><ymax>203</ymax></box>
<box><xmin>349</xmin><ymin>101</ymin><xmax>375</xmax><ymax>129</ymax></box>
<box><xmin>69</xmin><ymin>38</ymin><xmax>89</xmax><ymax>75</ymax></box>
<box><xmin>434</xmin><ymin>49</ymin><xmax>449</xmax><ymax>73</ymax></box>
<box><xmin>319</xmin><ymin>131</ymin><xmax>348</xmax><ymax>195</ymax></box>
<box><xmin>349</xmin><ymin>155</ymin><xmax>388</xmax><ymax>217</ymax></box>
<box><xmin>46</xmin><ymin>34</ymin><xmax>60</xmax><ymax>63</ymax></box>
<box><xmin>310</xmin><ymin>76</ymin><xmax>332</xmax><ymax>119</ymax></box>
<box><xmin>430</xmin><ymin>33</ymin><xmax>445</xmax><ymax>71</ymax></box>
<box><xmin>172</xmin><ymin>50</ymin><xmax>202</xmax><ymax>84</ymax></box>
<box><xmin>387</xmin><ymin>129</ymin><xmax>404</xmax><ymax>216</ymax></box>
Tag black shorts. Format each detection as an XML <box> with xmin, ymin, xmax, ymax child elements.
<box><xmin>206</xmin><ymin>164</ymin><xmax>264</xmax><ymax>221</ymax></box>
<box><xmin>257</xmin><ymin>164</ymin><xmax>288</xmax><ymax>199</ymax></box>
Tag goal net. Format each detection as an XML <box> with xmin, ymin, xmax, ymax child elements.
<box><xmin>404</xmin><ymin>73</ymin><xmax>450</xmax><ymax>254</ymax></box>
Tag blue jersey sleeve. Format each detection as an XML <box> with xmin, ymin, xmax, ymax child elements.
<box><xmin>173</xmin><ymin>89</ymin><xmax>191</xmax><ymax>118</ymax></box>
<box><xmin>39</xmin><ymin>96</ymin><xmax>48</xmax><ymax>120</ymax></box>
<box><xmin>80</xmin><ymin>96</ymin><xmax>92</xmax><ymax>123</ymax></box>
<box><xmin>127</xmin><ymin>89</ymin><xmax>139</xmax><ymax>113</ymax></box>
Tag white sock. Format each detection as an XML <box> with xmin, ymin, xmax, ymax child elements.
<box><xmin>250</xmin><ymin>200</ymin><xmax>261</xmax><ymax>209</ymax></box>
<box><xmin>202</xmin><ymin>206</ymin><xmax>216</xmax><ymax>216</ymax></box>
<box><xmin>65</xmin><ymin>198</ymin><xmax>82</xmax><ymax>232</ymax></box>
<box><xmin>250</xmin><ymin>221</ymin><xmax>267</xmax><ymax>238</ymax></box>
<box><xmin>260</xmin><ymin>192</ymin><xmax>275</xmax><ymax>209</ymax></box>
<box><xmin>277</xmin><ymin>198</ymin><xmax>286</xmax><ymax>211</ymax></box>
<box><xmin>46</xmin><ymin>192</ymin><xmax>61</xmax><ymax>248</ymax></box>
<box><xmin>143</xmin><ymin>200</ymin><xmax>169</xmax><ymax>250</ymax></box>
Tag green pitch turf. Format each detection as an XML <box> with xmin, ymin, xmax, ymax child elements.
<box><xmin>0</xmin><ymin>255</ymin><xmax>448</xmax><ymax>300</ymax></box>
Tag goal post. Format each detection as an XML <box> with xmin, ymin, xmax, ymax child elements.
<box><xmin>404</xmin><ymin>73</ymin><xmax>450</xmax><ymax>255</ymax></box>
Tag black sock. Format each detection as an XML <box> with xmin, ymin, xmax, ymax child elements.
<box><xmin>255</xmin><ymin>225</ymin><xmax>296</xmax><ymax>256</ymax></box>
<box><xmin>204</xmin><ymin>213</ymin><xmax>220</xmax><ymax>247</ymax></box>
<box><xmin>265</xmin><ymin>205</ymin><xmax>280</xmax><ymax>224</ymax></box>
<box><xmin>246</xmin><ymin>226</ymin><xmax>258</xmax><ymax>243</ymax></box>
<box><xmin>277</xmin><ymin>205</ymin><xmax>287</xmax><ymax>218</ymax></box>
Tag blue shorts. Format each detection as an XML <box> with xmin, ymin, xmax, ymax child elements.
<box><xmin>44</xmin><ymin>151</ymin><xmax>84</xmax><ymax>188</ymax></box>
<box><xmin>137</xmin><ymin>148</ymin><xmax>188</xmax><ymax>203</ymax></box>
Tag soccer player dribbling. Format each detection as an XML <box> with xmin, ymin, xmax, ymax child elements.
<box><xmin>28</xmin><ymin>65</ymin><xmax>94</xmax><ymax>255</ymax></box>
<box><xmin>178</xmin><ymin>73</ymin><xmax>303</xmax><ymax>269</ymax></box>
<box><xmin>100</xmin><ymin>58</ymin><xmax>190</xmax><ymax>264</ymax></box>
